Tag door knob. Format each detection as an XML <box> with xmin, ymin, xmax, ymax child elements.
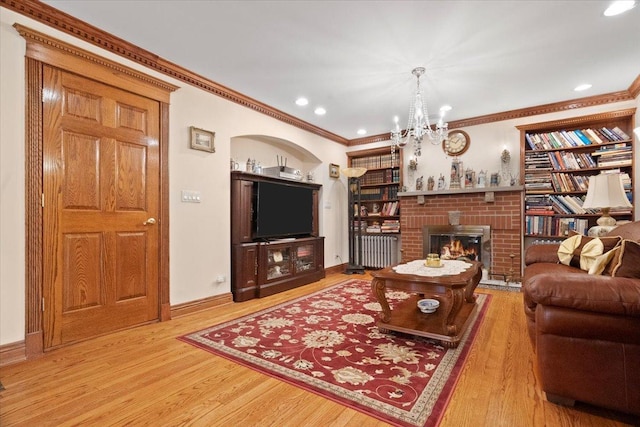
<box><xmin>143</xmin><ymin>218</ymin><xmax>157</xmax><ymax>225</ymax></box>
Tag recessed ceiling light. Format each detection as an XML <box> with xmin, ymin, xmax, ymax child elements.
<box><xmin>314</xmin><ymin>107</ymin><xmax>326</xmax><ymax>116</ymax></box>
<box><xmin>604</xmin><ymin>1</ymin><xmax>636</xmax><ymax>16</ymax></box>
<box><xmin>574</xmin><ymin>83</ymin><xmax>592</xmax><ymax>91</ymax></box>
<box><xmin>357</xmin><ymin>129</ymin><xmax>367</xmax><ymax>136</ymax></box>
<box><xmin>439</xmin><ymin>105</ymin><xmax>452</xmax><ymax>112</ymax></box>
<box><xmin>295</xmin><ymin>97</ymin><xmax>308</xmax><ymax>106</ymax></box>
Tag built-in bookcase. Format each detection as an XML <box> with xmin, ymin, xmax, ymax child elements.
<box><xmin>518</xmin><ymin>109</ymin><xmax>635</xmax><ymax>247</ymax></box>
<box><xmin>346</xmin><ymin>147</ymin><xmax>403</xmax><ymax>234</ymax></box>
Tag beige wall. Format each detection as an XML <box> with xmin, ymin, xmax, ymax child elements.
<box><xmin>0</xmin><ymin>7</ymin><xmax>637</xmax><ymax>346</ymax></box>
<box><xmin>0</xmin><ymin>8</ymin><xmax>349</xmax><ymax>345</ymax></box>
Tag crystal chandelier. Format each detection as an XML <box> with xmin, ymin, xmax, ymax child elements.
<box><xmin>390</xmin><ymin>67</ymin><xmax>449</xmax><ymax>158</ymax></box>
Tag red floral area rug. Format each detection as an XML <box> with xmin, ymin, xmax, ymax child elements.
<box><xmin>179</xmin><ymin>279</ymin><xmax>490</xmax><ymax>427</ymax></box>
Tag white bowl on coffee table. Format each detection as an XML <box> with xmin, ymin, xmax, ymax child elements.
<box><xmin>417</xmin><ymin>298</ymin><xmax>440</xmax><ymax>313</ymax></box>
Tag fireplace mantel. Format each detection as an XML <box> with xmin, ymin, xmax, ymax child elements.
<box><xmin>399</xmin><ymin>185</ymin><xmax>523</xmax><ymax>198</ymax></box>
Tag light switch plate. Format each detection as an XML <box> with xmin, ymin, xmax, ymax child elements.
<box><xmin>181</xmin><ymin>190</ymin><xmax>201</xmax><ymax>203</ymax></box>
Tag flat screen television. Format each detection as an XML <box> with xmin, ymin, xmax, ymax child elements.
<box><xmin>254</xmin><ymin>181</ymin><xmax>314</xmax><ymax>239</ymax></box>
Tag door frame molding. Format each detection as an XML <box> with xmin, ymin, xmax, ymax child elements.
<box><xmin>17</xmin><ymin>25</ymin><xmax>178</xmax><ymax>359</ymax></box>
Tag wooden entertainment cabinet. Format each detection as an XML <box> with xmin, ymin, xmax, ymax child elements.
<box><xmin>231</xmin><ymin>171</ymin><xmax>325</xmax><ymax>302</ymax></box>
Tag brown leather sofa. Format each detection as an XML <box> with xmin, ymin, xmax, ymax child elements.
<box><xmin>522</xmin><ymin>221</ymin><xmax>640</xmax><ymax>416</ymax></box>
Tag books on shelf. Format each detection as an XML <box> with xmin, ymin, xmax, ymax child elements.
<box><xmin>350</xmin><ymin>153</ymin><xmax>399</xmax><ymax>169</ymax></box>
<box><xmin>359</xmin><ymin>186</ymin><xmax>399</xmax><ymax>201</ymax></box>
<box><xmin>381</xmin><ymin>201</ymin><xmax>399</xmax><ymax>216</ymax></box>
<box><xmin>550</xmin><ymin>173</ymin><xmax>589</xmax><ymax>192</ymax></box>
<box><xmin>360</xmin><ymin>169</ymin><xmax>400</xmax><ymax>185</ymax></box>
<box><xmin>525</xmin><ymin>215</ymin><xmax>589</xmax><ymax>237</ymax></box>
<box><xmin>524</xmin><ymin>152</ymin><xmax>553</xmax><ymax>192</ymax></box>
<box><xmin>526</xmin><ymin>193</ymin><xmax>601</xmax><ymax>215</ymax></box>
<box><xmin>546</xmin><ymin>151</ymin><xmax>596</xmax><ymax>170</ymax></box>
<box><xmin>523</xmin><ymin>114</ymin><xmax>634</xmax><ymax>243</ymax></box>
<box><xmin>525</xmin><ymin>126</ymin><xmax>631</xmax><ymax>151</ymax></box>
<box><xmin>349</xmin><ymin>147</ymin><xmax>403</xmax><ymax>235</ymax></box>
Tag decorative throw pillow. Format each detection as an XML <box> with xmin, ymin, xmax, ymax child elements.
<box><xmin>578</xmin><ymin>238</ymin><xmax>606</xmax><ymax>271</ymax></box>
<box><xmin>588</xmin><ymin>246</ymin><xmax>621</xmax><ymax>275</ymax></box>
<box><xmin>610</xmin><ymin>240</ymin><xmax>640</xmax><ymax>278</ymax></box>
<box><xmin>557</xmin><ymin>235</ymin><xmax>621</xmax><ymax>271</ymax></box>
<box><xmin>557</xmin><ymin>235</ymin><xmax>583</xmax><ymax>267</ymax></box>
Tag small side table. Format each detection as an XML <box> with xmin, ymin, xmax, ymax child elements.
<box><xmin>587</xmin><ymin>225</ymin><xmax>616</xmax><ymax>237</ymax></box>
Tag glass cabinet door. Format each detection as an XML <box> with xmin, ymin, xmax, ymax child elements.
<box><xmin>266</xmin><ymin>247</ymin><xmax>291</xmax><ymax>280</ymax></box>
<box><xmin>295</xmin><ymin>243</ymin><xmax>315</xmax><ymax>273</ymax></box>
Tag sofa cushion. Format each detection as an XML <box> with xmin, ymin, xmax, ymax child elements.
<box><xmin>604</xmin><ymin>221</ymin><xmax>640</xmax><ymax>242</ymax></box>
<box><xmin>611</xmin><ymin>240</ymin><xmax>640</xmax><ymax>279</ymax></box>
<box><xmin>557</xmin><ymin>235</ymin><xmax>621</xmax><ymax>271</ymax></box>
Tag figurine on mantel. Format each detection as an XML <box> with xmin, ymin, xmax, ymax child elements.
<box><xmin>427</xmin><ymin>176</ymin><xmax>435</xmax><ymax>191</ymax></box>
<box><xmin>490</xmin><ymin>172</ymin><xmax>500</xmax><ymax>187</ymax></box>
<box><xmin>437</xmin><ymin>174</ymin><xmax>446</xmax><ymax>190</ymax></box>
<box><xmin>415</xmin><ymin>176</ymin><xmax>424</xmax><ymax>191</ymax></box>
<box><xmin>465</xmin><ymin>168</ymin><xmax>475</xmax><ymax>189</ymax></box>
<box><xmin>500</xmin><ymin>149</ymin><xmax>512</xmax><ymax>185</ymax></box>
<box><xmin>477</xmin><ymin>170</ymin><xmax>487</xmax><ymax>188</ymax></box>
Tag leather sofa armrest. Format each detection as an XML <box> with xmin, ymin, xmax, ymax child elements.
<box><xmin>525</xmin><ymin>273</ymin><xmax>640</xmax><ymax>317</ymax></box>
<box><xmin>524</xmin><ymin>244</ymin><xmax>560</xmax><ymax>266</ymax></box>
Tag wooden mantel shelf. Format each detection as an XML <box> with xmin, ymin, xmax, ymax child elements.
<box><xmin>399</xmin><ymin>185</ymin><xmax>524</xmax><ymax>197</ymax></box>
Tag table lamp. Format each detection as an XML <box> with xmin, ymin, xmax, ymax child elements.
<box><xmin>582</xmin><ymin>173</ymin><xmax>632</xmax><ymax>226</ymax></box>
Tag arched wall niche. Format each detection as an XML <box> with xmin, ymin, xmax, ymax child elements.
<box><xmin>231</xmin><ymin>135</ymin><xmax>322</xmax><ymax>179</ymax></box>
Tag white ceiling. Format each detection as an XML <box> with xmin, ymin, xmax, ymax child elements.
<box><xmin>43</xmin><ymin>1</ymin><xmax>640</xmax><ymax>141</ymax></box>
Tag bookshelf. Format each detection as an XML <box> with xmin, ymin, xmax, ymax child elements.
<box><xmin>518</xmin><ymin>109</ymin><xmax>635</xmax><ymax>245</ymax></box>
<box><xmin>346</xmin><ymin>147</ymin><xmax>403</xmax><ymax>234</ymax></box>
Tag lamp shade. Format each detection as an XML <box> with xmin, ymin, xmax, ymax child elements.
<box><xmin>582</xmin><ymin>173</ymin><xmax>632</xmax><ymax>209</ymax></box>
<box><xmin>341</xmin><ymin>167</ymin><xmax>367</xmax><ymax>178</ymax></box>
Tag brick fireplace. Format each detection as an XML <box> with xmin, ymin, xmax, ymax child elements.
<box><xmin>399</xmin><ymin>189</ymin><xmax>523</xmax><ymax>278</ymax></box>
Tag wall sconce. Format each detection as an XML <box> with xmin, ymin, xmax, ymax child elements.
<box><xmin>408</xmin><ymin>156</ymin><xmax>418</xmax><ymax>171</ymax></box>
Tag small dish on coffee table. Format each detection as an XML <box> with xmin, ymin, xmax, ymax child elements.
<box><xmin>417</xmin><ymin>298</ymin><xmax>440</xmax><ymax>313</ymax></box>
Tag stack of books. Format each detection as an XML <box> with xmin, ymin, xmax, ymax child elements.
<box><xmin>525</xmin><ymin>194</ymin><xmax>554</xmax><ymax>216</ymax></box>
<box><xmin>524</xmin><ymin>152</ymin><xmax>553</xmax><ymax>192</ymax></box>
<box><xmin>592</xmin><ymin>144</ymin><xmax>632</xmax><ymax>167</ymax></box>
<box><xmin>381</xmin><ymin>220</ymin><xmax>400</xmax><ymax>233</ymax></box>
<box><xmin>366</xmin><ymin>222</ymin><xmax>381</xmax><ymax>233</ymax></box>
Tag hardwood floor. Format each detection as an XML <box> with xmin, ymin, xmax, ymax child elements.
<box><xmin>1</xmin><ymin>272</ymin><xmax>637</xmax><ymax>426</ymax></box>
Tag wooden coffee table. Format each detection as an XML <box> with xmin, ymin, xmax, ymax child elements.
<box><xmin>370</xmin><ymin>260</ymin><xmax>482</xmax><ymax>348</ymax></box>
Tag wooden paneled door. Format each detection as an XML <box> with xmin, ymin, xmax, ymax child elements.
<box><xmin>42</xmin><ymin>65</ymin><xmax>161</xmax><ymax>348</ymax></box>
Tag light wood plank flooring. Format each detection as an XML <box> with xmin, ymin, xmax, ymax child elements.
<box><xmin>1</xmin><ymin>272</ymin><xmax>637</xmax><ymax>426</ymax></box>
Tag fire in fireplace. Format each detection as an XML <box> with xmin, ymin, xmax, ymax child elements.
<box><xmin>423</xmin><ymin>225</ymin><xmax>491</xmax><ymax>269</ymax></box>
<box><xmin>437</xmin><ymin>235</ymin><xmax>480</xmax><ymax>260</ymax></box>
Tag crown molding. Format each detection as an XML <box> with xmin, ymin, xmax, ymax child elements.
<box><xmin>355</xmin><ymin>91</ymin><xmax>636</xmax><ymax>146</ymax></box>
<box><xmin>14</xmin><ymin>24</ymin><xmax>179</xmax><ymax>99</ymax></box>
<box><xmin>515</xmin><ymin>108</ymin><xmax>636</xmax><ymax>131</ymax></box>
<box><xmin>628</xmin><ymin>74</ymin><xmax>640</xmax><ymax>99</ymax></box>
<box><xmin>1</xmin><ymin>0</ymin><xmax>636</xmax><ymax>147</ymax></box>
<box><xmin>2</xmin><ymin>0</ymin><xmax>350</xmax><ymax>145</ymax></box>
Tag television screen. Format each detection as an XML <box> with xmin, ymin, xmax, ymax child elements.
<box><xmin>254</xmin><ymin>181</ymin><xmax>313</xmax><ymax>239</ymax></box>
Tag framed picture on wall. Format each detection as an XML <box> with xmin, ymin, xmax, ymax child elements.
<box><xmin>329</xmin><ymin>163</ymin><xmax>340</xmax><ymax>178</ymax></box>
<box><xmin>190</xmin><ymin>126</ymin><xmax>215</xmax><ymax>153</ymax></box>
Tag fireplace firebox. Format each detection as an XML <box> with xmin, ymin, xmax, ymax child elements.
<box><xmin>423</xmin><ymin>225</ymin><xmax>491</xmax><ymax>270</ymax></box>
